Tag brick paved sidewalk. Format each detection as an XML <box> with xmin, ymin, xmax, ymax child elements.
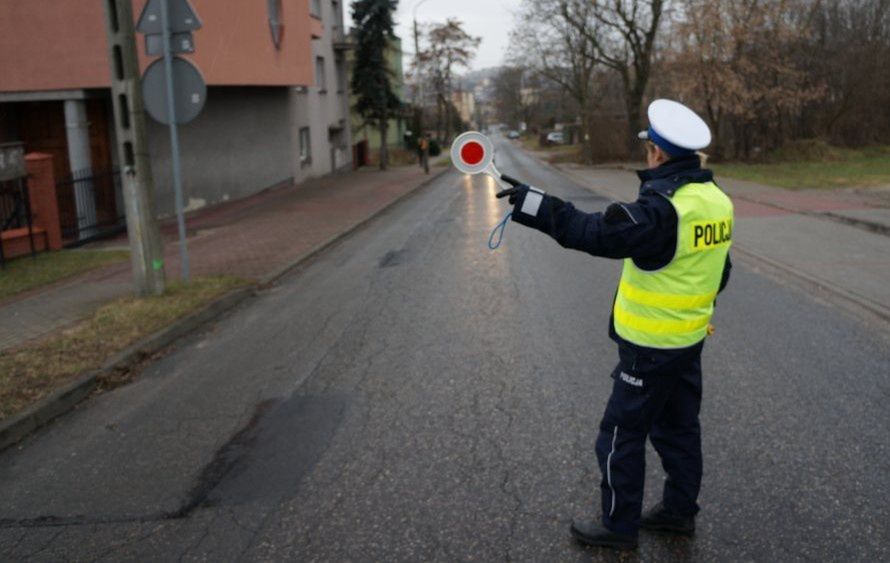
<box><xmin>0</xmin><ymin>165</ymin><xmax>443</xmax><ymax>352</ymax></box>
<box><xmin>716</xmin><ymin>176</ymin><xmax>890</xmax><ymax>229</ymax></box>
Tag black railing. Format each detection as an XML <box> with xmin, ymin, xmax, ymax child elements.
<box><xmin>0</xmin><ymin>177</ymin><xmax>37</xmax><ymax>267</ymax></box>
<box><xmin>55</xmin><ymin>168</ymin><xmax>125</xmax><ymax>246</ymax></box>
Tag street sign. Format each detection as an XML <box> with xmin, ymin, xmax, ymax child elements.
<box><xmin>145</xmin><ymin>32</ymin><xmax>195</xmax><ymax>56</ymax></box>
<box><xmin>142</xmin><ymin>56</ymin><xmax>206</xmax><ymax>125</ymax></box>
<box><xmin>451</xmin><ymin>132</ymin><xmax>503</xmax><ymax>181</ymax></box>
<box><xmin>137</xmin><ymin>0</ymin><xmax>202</xmax><ymax>34</ymax></box>
<box><xmin>0</xmin><ymin>142</ymin><xmax>26</xmax><ymax>182</ymax></box>
<box><xmin>137</xmin><ymin>0</ymin><xmax>204</xmax><ymax>283</ymax></box>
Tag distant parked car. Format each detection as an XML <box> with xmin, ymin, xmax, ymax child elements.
<box><xmin>507</xmin><ymin>130</ymin><xmax>520</xmax><ymax>139</ymax></box>
<box><xmin>546</xmin><ymin>131</ymin><xmax>565</xmax><ymax>145</ymax></box>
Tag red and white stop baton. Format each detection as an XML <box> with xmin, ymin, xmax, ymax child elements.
<box><xmin>450</xmin><ymin>132</ymin><xmax>521</xmax><ymax>188</ymax></box>
<box><xmin>451</xmin><ymin>131</ymin><xmax>525</xmax><ymax>249</ymax></box>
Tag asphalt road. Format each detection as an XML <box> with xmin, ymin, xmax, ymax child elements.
<box><xmin>2</xmin><ymin>137</ymin><xmax>889</xmax><ymax>561</ymax></box>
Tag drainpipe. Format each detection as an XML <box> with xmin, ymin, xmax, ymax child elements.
<box><xmin>64</xmin><ymin>99</ymin><xmax>98</xmax><ymax>239</ymax></box>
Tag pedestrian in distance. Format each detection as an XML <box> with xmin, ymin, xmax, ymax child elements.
<box><xmin>496</xmin><ymin>99</ymin><xmax>734</xmax><ymax>550</ymax></box>
<box><xmin>419</xmin><ymin>133</ymin><xmax>431</xmax><ymax>175</ymax></box>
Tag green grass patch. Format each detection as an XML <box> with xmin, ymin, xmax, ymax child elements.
<box><xmin>546</xmin><ymin>145</ymin><xmax>584</xmax><ymax>164</ymax></box>
<box><xmin>518</xmin><ymin>135</ymin><xmax>581</xmax><ymax>160</ymax></box>
<box><xmin>519</xmin><ymin>136</ymin><xmax>540</xmax><ymax>152</ymax></box>
<box><xmin>714</xmin><ymin>143</ymin><xmax>890</xmax><ymax>189</ymax></box>
<box><xmin>0</xmin><ymin>249</ymin><xmax>130</xmax><ymax>301</ymax></box>
<box><xmin>0</xmin><ymin>275</ymin><xmax>247</xmax><ymax>421</ymax></box>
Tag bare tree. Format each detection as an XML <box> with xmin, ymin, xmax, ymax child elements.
<box><xmin>511</xmin><ymin>0</ymin><xmax>601</xmax><ymax>161</ymax></box>
<box><xmin>805</xmin><ymin>0</ymin><xmax>890</xmax><ymax>145</ymax></box>
<box><xmin>508</xmin><ymin>0</ymin><xmax>890</xmax><ymax>162</ymax></box>
<box><xmin>416</xmin><ymin>19</ymin><xmax>480</xmax><ymax>142</ymax></box>
<box><xmin>492</xmin><ymin>67</ymin><xmax>527</xmax><ymax>129</ymax></box>
<box><xmin>662</xmin><ymin>0</ymin><xmax>827</xmax><ymax>158</ymax></box>
<box><xmin>559</xmin><ymin>0</ymin><xmax>665</xmax><ymax>153</ymax></box>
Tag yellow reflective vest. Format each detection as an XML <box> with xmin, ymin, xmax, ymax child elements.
<box><xmin>613</xmin><ymin>181</ymin><xmax>733</xmax><ymax>349</ymax></box>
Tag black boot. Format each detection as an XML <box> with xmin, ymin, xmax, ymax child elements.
<box><xmin>640</xmin><ymin>502</ymin><xmax>695</xmax><ymax>535</ymax></box>
<box><xmin>570</xmin><ymin>519</ymin><xmax>638</xmax><ymax>550</ymax></box>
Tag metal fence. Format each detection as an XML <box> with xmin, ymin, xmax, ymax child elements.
<box><xmin>55</xmin><ymin>168</ymin><xmax>125</xmax><ymax>246</ymax></box>
<box><xmin>0</xmin><ymin>177</ymin><xmax>37</xmax><ymax>267</ymax></box>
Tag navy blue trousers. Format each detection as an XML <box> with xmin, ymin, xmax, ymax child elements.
<box><xmin>595</xmin><ymin>344</ymin><xmax>703</xmax><ymax>536</ymax></box>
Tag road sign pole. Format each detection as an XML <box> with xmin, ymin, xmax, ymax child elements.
<box><xmin>102</xmin><ymin>0</ymin><xmax>166</xmax><ymax>296</ymax></box>
<box><xmin>159</xmin><ymin>0</ymin><xmax>191</xmax><ymax>282</ymax></box>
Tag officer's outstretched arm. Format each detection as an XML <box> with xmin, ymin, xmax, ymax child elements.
<box><xmin>719</xmin><ymin>254</ymin><xmax>732</xmax><ymax>293</ymax></box>
<box><xmin>496</xmin><ymin>184</ymin><xmax>666</xmax><ymax>259</ymax></box>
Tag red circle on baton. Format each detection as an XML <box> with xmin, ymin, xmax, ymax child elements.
<box><xmin>460</xmin><ymin>141</ymin><xmax>485</xmax><ymax>166</ymax></box>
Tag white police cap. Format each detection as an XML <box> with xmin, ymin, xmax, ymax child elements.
<box><xmin>637</xmin><ymin>99</ymin><xmax>711</xmax><ymax>154</ymax></box>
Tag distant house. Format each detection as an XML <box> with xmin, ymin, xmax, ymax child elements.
<box><xmin>0</xmin><ymin>0</ymin><xmax>352</xmax><ymax>241</ymax></box>
<box><xmin>347</xmin><ymin>34</ymin><xmax>407</xmax><ymax>166</ymax></box>
<box><xmin>451</xmin><ymin>89</ymin><xmax>476</xmax><ymax>130</ymax></box>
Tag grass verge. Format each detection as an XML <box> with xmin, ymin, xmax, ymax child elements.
<box><xmin>0</xmin><ymin>249</ymin><xmax>130</xmax><ymax>301</ymax></box>
<box><xmin>0</xmin><ymin>275</ymin><xmax>247</xmax><ymax>421</ymax></box>
<box><xmin>519</xmin><ymin>136</ymin><xmax>540</xmax><ymax>152</ymax></box>
<box><xmin>518</xmin><ymin>136</ymin><xmax>583</xmax><ymax>164</ymax></box>
<box><xmin>713</xmin><ymin>144</ymin><xmax>890</xmax><ymax>189</ymax></box>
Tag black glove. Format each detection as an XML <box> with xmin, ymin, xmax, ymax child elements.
<box><xmin>495</xmin><ymin>185</ymin><xmax>528</xmax><ymax>205</ymax></box>
<box><xmin>495</xmin><ymin>174</ymin><xmax>527</xmax><ymax>204</ymax></box>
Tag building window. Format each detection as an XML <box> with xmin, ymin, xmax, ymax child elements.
<box><xmin>310</xmin><ymin>0</ymin><xmax>322</xmax><ymax>18</ymax></box>
<box><xmin>332</xmin><ymin>1</ymin><xmax>341</xmax><ymax>30</ymax></box>
<box><xmin>335</xmin><ymin>54</ymin><xmax>345</xmax><ymax>93</ymax></box>
<box><xmin>300</xmin><ymin>127</ymin><xmax>312</xmax><ymax>165</ymax></box>
<box><xmin>316</xmin><ymin>56</ymin><xmax>327</xmax><ymax>92</ymax></box>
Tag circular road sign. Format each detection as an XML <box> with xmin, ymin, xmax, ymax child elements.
<box><xmin>451</xmin><ymin>131</ymin><xmax>497</xmax><ymax>176</ymax></box>
<box><xmin>142</xmin><ymin>56</ymin><xmax>207</xmax><ymax>125</ymax></box>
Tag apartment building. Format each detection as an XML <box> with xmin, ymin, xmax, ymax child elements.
<box><xmin>0</xmin><ymin>0</ymin><xmax>351</xmax><ymax>239</ymax></box>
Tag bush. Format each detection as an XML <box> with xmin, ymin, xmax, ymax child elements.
<box><xmin>365</xmin><ymin>147</ymin><xmax>417</xmax><ymax>167</ymax></box>
<box><xmin>769</xmin><ymin>139</ymin><xmax>844</xmax><ymax>162</ymax></box>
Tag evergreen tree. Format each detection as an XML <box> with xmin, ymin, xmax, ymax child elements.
<box><xmin>351</xmin><ymin>0</ymin><xmax>401</xmax><ymax>170</ymax></box>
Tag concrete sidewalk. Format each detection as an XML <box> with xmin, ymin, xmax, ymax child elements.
<box><xmin>0</xmin><ymin>165</ymin><xmax>443</xmax><ymax>352</ymax></box>
<box><xmin>555</xmin><ymin>162</ymin><xmax>890</xmax><ymax>320</ymax></box>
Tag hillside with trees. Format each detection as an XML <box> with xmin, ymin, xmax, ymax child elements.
<box><xmin>502</xmin><ymin>0</ymin><xmax>890</xmax><ymax>162</ymax></box>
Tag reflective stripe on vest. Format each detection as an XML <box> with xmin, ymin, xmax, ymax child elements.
<box><xmin>613</xmin><ymin>181</ymin><xmax>733</xmax><ymax>349</ymax></box>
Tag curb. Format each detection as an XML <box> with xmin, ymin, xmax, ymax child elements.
<box><xmin>816</xmin><ymin>211</ymin><xmax>890</xmax><ymax>237</ymax></box>
<box><xmin>0</xmin><ymin>167</ymin><xmax>449</xmax><ymax>453</ymax></box>
<box><xmin>259</xmin><ymin>166</ymin><xmax>449</xmax><ymax>287</ymax></box>
<box><xmin>0</xmin><ymin>286</ymin><xmax>255</xmax><ymax>453</ymax></box>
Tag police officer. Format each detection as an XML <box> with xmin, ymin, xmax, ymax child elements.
<box><xmin>496</xmin><ymin>99</ymin><xmax>733</xmax><ymax>550</ymax></box>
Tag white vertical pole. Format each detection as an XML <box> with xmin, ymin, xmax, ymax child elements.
<box><xmin>159</xmin><ymin>0</ymin><xmax>191</xmax><ymax>282</ymax></box>
<box><xmin>63</xmin><ymin>99</ymin><xmax>99</xmax><ymax>239</ymax></box>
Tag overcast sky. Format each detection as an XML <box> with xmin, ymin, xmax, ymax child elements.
<box><xmin>347</xmin><ymin>1</ymin><xmax>522</xmax><ymax>72</ymax></box>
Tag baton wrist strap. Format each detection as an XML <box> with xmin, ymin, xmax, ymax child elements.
<box><xmin>488</xmin><ymin>210</ymin><xmax>512</xmax><ymax>250</ymax></box>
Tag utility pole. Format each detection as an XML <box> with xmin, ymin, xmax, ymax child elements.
<box><xmin>102</xmin><ymin>0</ymin><xmax>166</xmax><ymax>296</ymax></box>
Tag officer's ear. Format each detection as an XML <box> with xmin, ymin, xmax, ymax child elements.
<box><xmin>649</xmin><ymin>143</ymin><xmax>670</xmax><ymax>165</ymax></box>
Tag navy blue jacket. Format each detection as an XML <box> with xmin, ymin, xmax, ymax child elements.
<box><xmin>510</xmin><ymin>155</ymin><xmax>732</xmax><ymax>364</ymax></box>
